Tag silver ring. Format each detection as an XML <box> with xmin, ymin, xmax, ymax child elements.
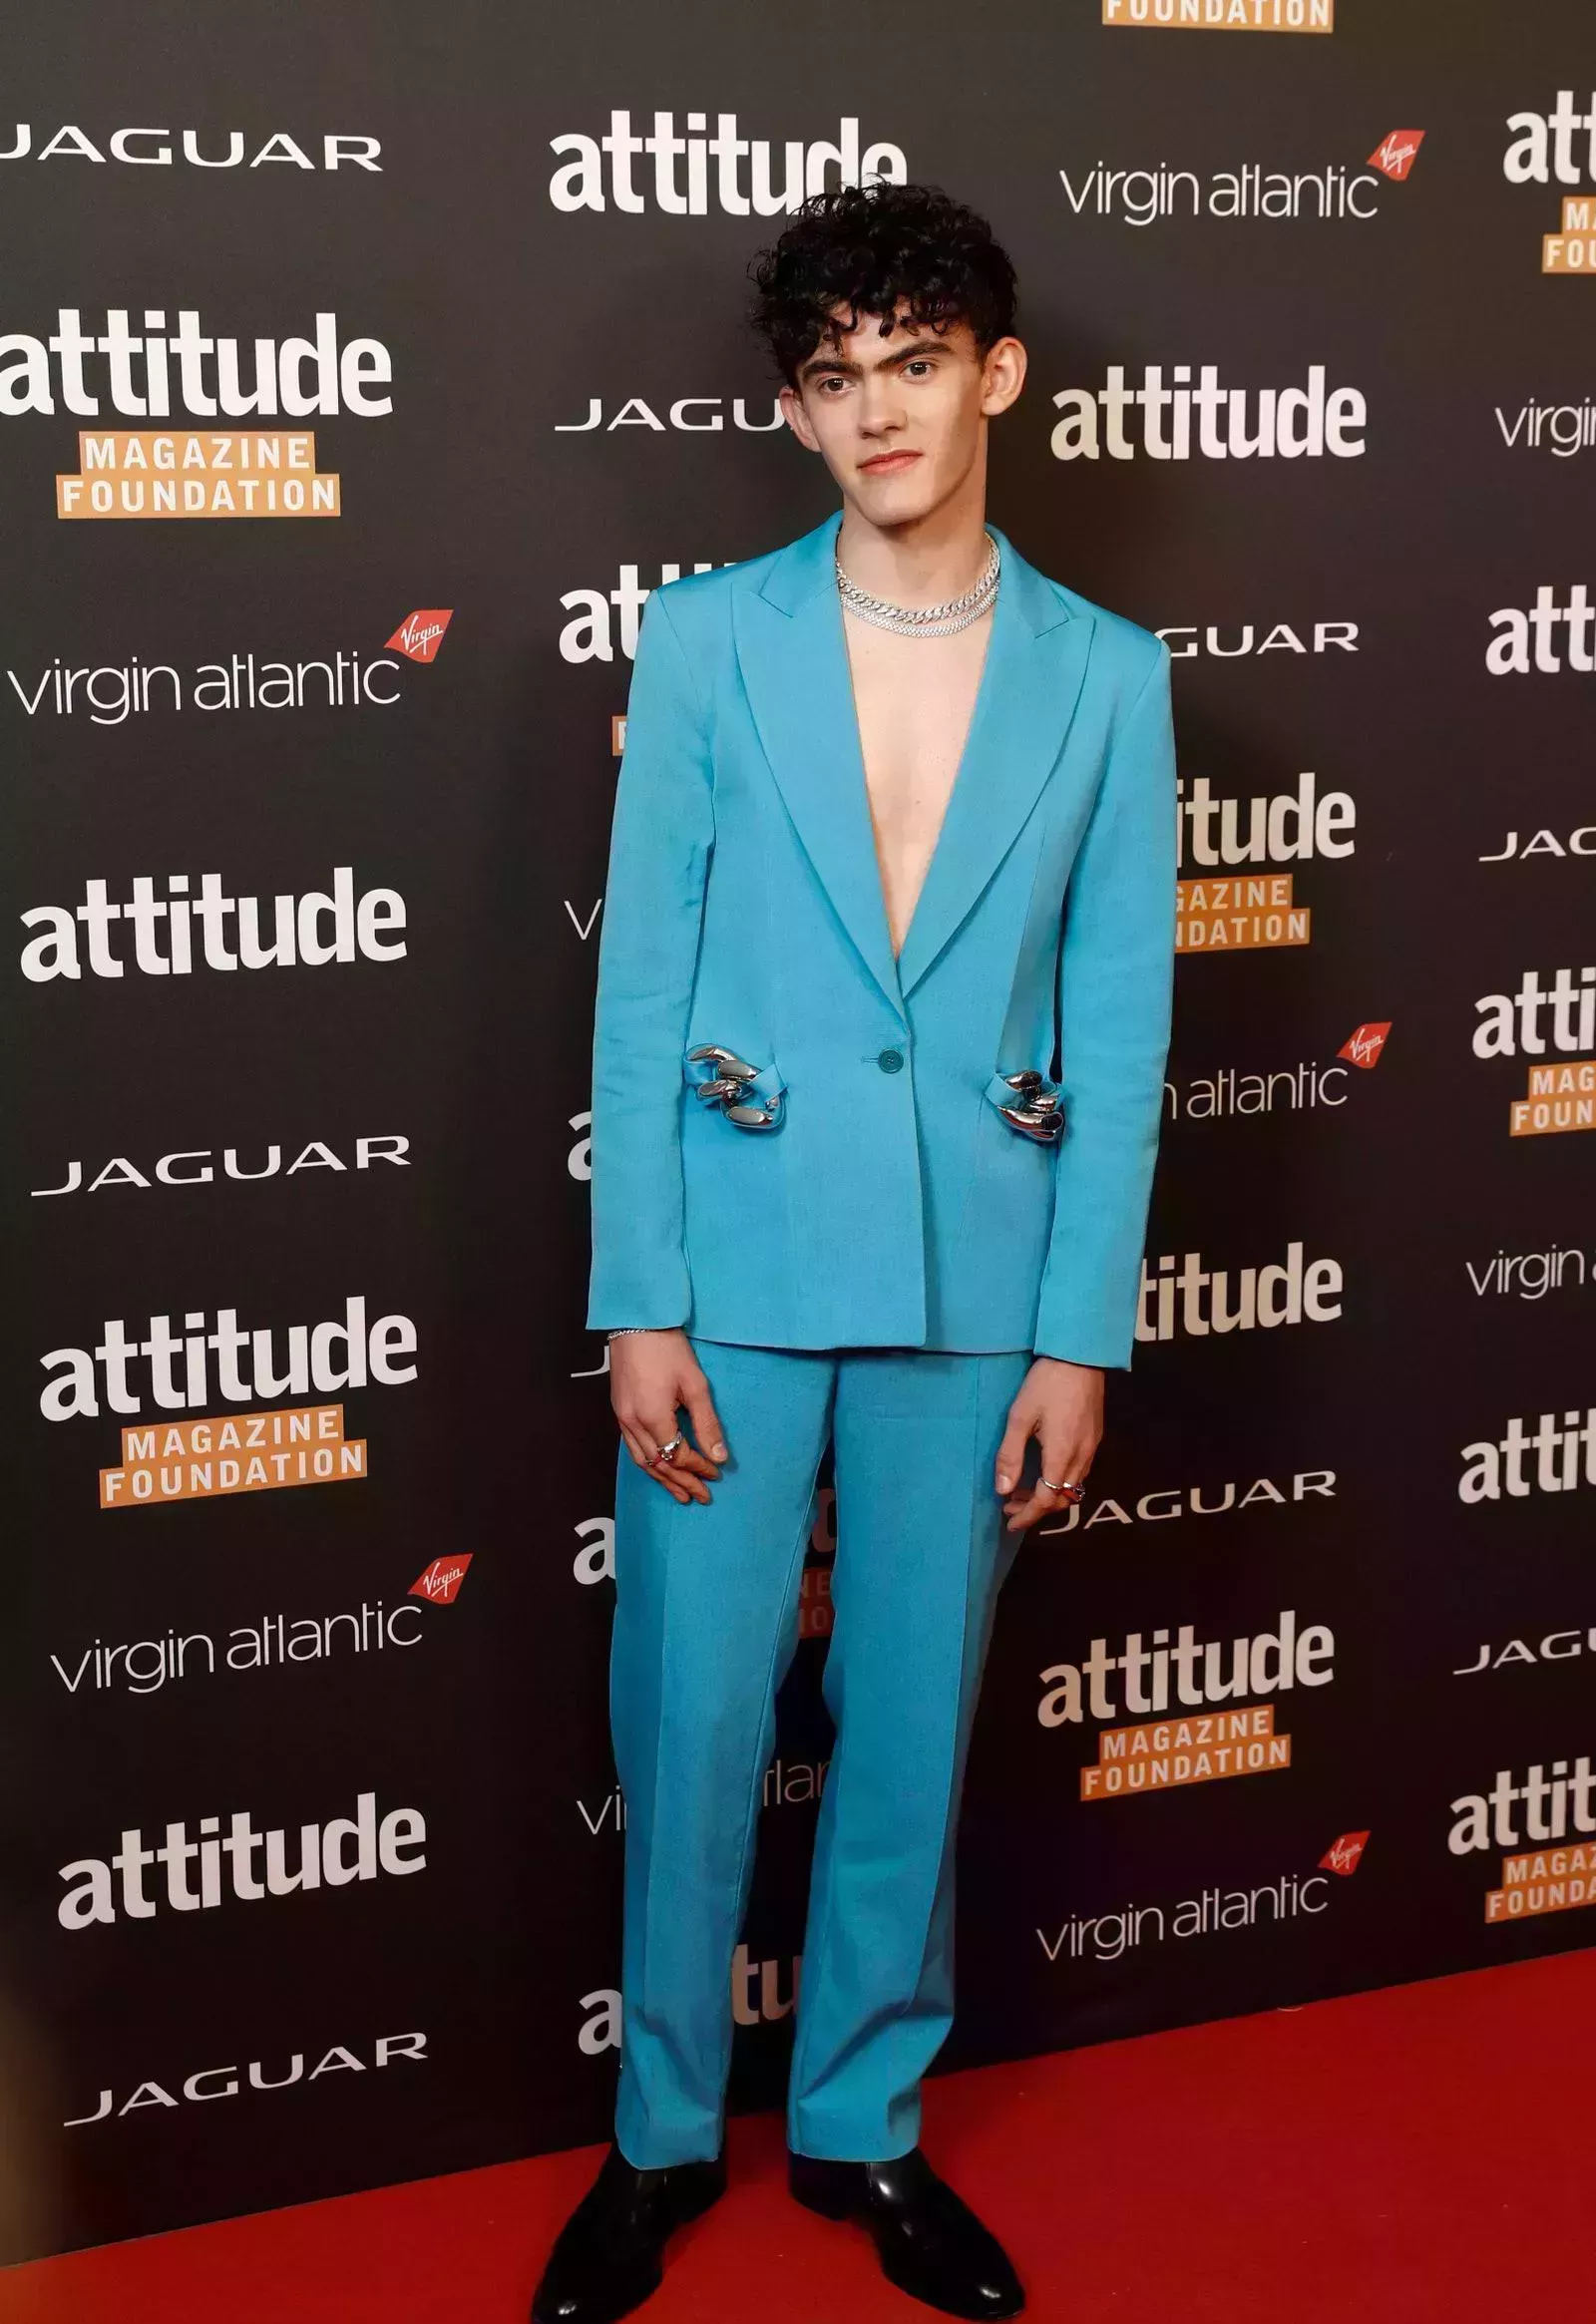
<box><xmin>650</xmin><ymin>1432</ymin><xmax>685</xmax><ymax>1466</ymax></box>
<box><xmin>1040</xmin><ymin>1475</ymin><xmax>1086</xmax><ymax>1502</ymax></box>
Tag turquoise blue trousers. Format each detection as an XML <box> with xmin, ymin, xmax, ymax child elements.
<box><xmin>608</xmin><ymin>1337</ymin><xmax>1034</xmax><ymax>2166</ymax></box>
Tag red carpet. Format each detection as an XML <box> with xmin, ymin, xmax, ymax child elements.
<box><xmin>7</xmin><ymin>1948</ymin><xmax>1587</xmax><ymax>2324</ymax></box>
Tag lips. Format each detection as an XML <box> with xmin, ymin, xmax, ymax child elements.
<box><xmin>860</xmin><ymin>452</ymin><xmax>921</xmax><ymax>473</ymax></box>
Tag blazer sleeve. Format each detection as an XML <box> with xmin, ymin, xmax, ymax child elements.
<box><xmin>585</xmin><ymin>586</ymin><xmax>714</xmax><ymax>1332</ymax></box>
<box><xmin>1030</xmin><ymin>639</ymin><xmax>1177</xmax><ymax>1369</ymax></box>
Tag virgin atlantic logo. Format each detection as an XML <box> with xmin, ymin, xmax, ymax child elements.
<box><xmin>1368</xmin><ymin>132</ymin><xmax>1424</xmax><ymax>183</ymax></box>
<box><xmin>410</xmin><ymin>1554</ymin><xmax>472</xmax><ymax>1605</ymax></box>
<box><xmin>1338</xmin><ymin>1021</ymin><xmax>1391</xmax><ymax>1068</ymax></box>
<box><xmin>1319</xmin><ymin>1830</ymin><xmax>1370</xmax><ymax>1875</ymax></box>
<box><xmin>386</xmin><ymin>609</ymin><xmax>453</xmax><ymax>663</ymax></box>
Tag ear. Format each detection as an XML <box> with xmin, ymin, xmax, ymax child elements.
<box><xmin>981</xmin><ymin>334</ymin><xmax>1027</xmax><ymax>419</ymax></box>
<box><xmin>779</xmin><ymin>382</ymin><xmax>821</xmax><ymax>452</ymax></box>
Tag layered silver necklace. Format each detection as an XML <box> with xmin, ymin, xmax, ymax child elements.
<box><xmin>835</xmin><ymin>528</ymin><xmax>1000</xmax><ymax>638</ymax></box>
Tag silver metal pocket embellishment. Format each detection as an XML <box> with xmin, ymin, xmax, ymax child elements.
<box><xmin>687</xmin><ymin>1042</ymin><xmax>784</xmax><ymax>1131</ymax></box>
<box><xmin>996</xmin><ymin>1067</ymin><xmax>1064</xmax><ymax>1143</ymax></box>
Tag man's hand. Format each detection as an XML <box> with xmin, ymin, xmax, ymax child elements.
<box><xmin>994</xmin><ymin>1357</ymin><xmax>1104</xmax><ymax>1534</ymax></box>
<box><xmin>607</xmin><ymin>1330</ymin><xmax>729</xmax><ymax>1505</ymax></box>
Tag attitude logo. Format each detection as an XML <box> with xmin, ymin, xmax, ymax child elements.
<box><xmin>1037</xmin><ymin>1608</ymin><xmax>1334</xmax><ymax>1799</ymax></box>
<box><xmin>58</xmin><ymin>1791</ymin><xmax>427</xmax><ymax>1928</ymax></box>
<box><xmin>1485</xmin><ymin>584</ymin><xmax>1596</xmax><ymax>674</ymax></box>
<box><xmin>1136</xmin><ymin>1242</ymin><xmax>1344</xmax><ymax>1342</ymax></box>
<box><xmin>578</xmin><ymin>1948</ymin><xmax>803</xmax><ymax>2056</ymax></box>
<box><xmin>1050</xmin><ymin>365</ymin><xmax>1365</xmax><ymax>462</ymax></box>
<box><xmin>18</xmin><ymin>866</ymin><xmax>407</xmax><ymax>981</ymax></box>
<box><xmin>1101</xmin><ymin>0</ymin><xmax>1333</xmax><ymax>31</ymax></box>
<box><xmin>1457</xmin><ymin>1406</ymin><xmax>1596</xmax><ymax>1504</ymax></box>
<box><xmin>1503</xmin><ymin>93</ymin><xmax>1596</xmax><ymax>274</ymax></box>
<box><xmin>1449</xmin><ymin>1753</ymin><xmax>1596</xmax><ymax>1925</ymax></box>
<box><xmin>560</xmin><ymin>561</ymin><xmax>736</xmax><ymax>669</ymax></box>
<box><xmin>1176</xmin><ymin>771</ymin><xmax>1357</xmax><ymax>952</ymax></box>
<box><xmin>1472</xmin><ymin>966</ymin><xmax>1595</xmax><ymax>1136</ymax></box>
<box><xmin>548</xmin><ymin>112</ymin><xmax>906</xmax><ymax>214</ymax></box>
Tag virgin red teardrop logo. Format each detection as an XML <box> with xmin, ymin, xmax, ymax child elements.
<box><xmin>386</xmin><ymin>609</ymin><xmax>454</xmax><ymax>662</ymax></box>
<box><xmin>410</xmin><ymin>1554</ymin><xmax>473</xmax><ymax>1605</ymax></box>
<box><xmin>1339</xmin><ymin>1022</ymin><xmax>1391</xmax><ymax>1069</ymax></box>
<box><xmin>1320</xmin><ymin>1831</ymin><xmax>1370</xmax><ymax>1876</ymax></box>
<box><xmin>1369</xmin><ymin>131</ymin><xmax>1424</xmax><ymax>183</ymax></box>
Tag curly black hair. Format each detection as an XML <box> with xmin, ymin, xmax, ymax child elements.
<box><xmin>747</xmin><ymin>181</ymin><xmax>1018</xmax><ymax>388</ymax></box>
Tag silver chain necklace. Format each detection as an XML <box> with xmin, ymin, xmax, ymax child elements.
<box><xmin>836</xmin><ymin>529</ymin><xmax>1000</xmax><ymax>638</ymax></box>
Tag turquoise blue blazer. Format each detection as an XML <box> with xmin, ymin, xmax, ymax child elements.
<box><xmin>585</xmin><ymin>507</ymin><xmax>1177</xmax><ymax>1368</ymax></box>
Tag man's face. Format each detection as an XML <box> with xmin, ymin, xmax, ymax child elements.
<box><xmin>779</xmin><ymin>298</ymin><xmax>1024</xmax><ymax>525</ymax></box>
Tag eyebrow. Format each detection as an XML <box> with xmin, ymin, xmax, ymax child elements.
<box><xmin>796</xmin><ymin>333</ymin><xmax>948</xmax><ymax>384</ymax></box>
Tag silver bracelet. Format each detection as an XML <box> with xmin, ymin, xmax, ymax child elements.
<box><xmin>605</xmin><ymin>1327</ymin><xmax>653</xmax><ymax>1340</ymax></box>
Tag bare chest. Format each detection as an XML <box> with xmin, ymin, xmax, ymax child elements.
<box><xmin>842</xmin><ymin>607</ymin><xmax>994</xmax><ymax>957</ymax></box>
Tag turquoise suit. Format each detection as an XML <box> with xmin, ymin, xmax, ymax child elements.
<box><xmin>586</xmin><ymin>507</ymin><xmax>1177</xmax><ymax>2165</ymax></box>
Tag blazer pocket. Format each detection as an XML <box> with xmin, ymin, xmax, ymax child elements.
<box><xmin>685</xmin><ymin>1040</ymin><xmax>787</xmax><ymax>1130</ymax></box>
<box><xmin>983</xmin><ymin>1065</ymin><xmax>1064</xmax><ymax>1144</ymax></box>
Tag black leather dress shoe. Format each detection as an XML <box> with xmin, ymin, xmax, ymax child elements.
<box><xmin>788</xmin><ymin>2144</ymin><xmax>1024</xmax><ymax>2319</ymax></box>
<box><xmin>530</xmin><ymin>2139</ymin><xmax>727</xmax><ymax>2324</ymax></box>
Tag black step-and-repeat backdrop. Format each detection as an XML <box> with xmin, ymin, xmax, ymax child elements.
<box><xmin>4</xmin><ymin>0</ymin><xmax>1592</xmax><ymax>2266</ymax></box>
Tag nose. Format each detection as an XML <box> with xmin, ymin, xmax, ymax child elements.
<box><xmin>856</xmin><ymin>373</ymin><xmax>905</xmax><ymax>435</ymax></box>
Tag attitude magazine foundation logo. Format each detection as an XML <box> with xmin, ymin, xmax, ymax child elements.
<box><xmin>1503</xmin><ymin>93</ymin><xmax>1596</xmax><ymax>274</ymax></box>
<box><xmin>1176</xmin><ymin>770</ymin><xmax>1357</xmax><ymax>952</ymax></box>
<box><xmin>0</xmin><ymin>305</ymin><xmax>392</xmax><ymax>517</ymax></box>
<box><xmin>1449</xmin><ymin>1753</ymin><xmax>1596</xmax><ymax>1924</ymax></box>
<box><xmin>1037</xmin><ymin>1608</ymin><xmax>1335</xmax><ymax>1798</ymax></box>
<box><xmin>1472</xmin><ymin>966</ymin><xmax>1595</xmax><ymax>1137</ymax></box>
<box><xmin>1101</xmin><ymin>0</ymin><xmax>1333</xmax><ymax>31</ymax></box>
<box><xmin>36</xmin><ymin>1292</ymin><xmax>416</xmax><ymax>1508</ymax></box>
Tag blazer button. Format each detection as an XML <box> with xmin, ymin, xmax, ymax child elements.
<box><xmin>877</xmin><ymin>1047</ymin><xmax>905</xmax><ymax>1073</ymax></box>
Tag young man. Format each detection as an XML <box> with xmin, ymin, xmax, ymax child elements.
<box><xmin>533</xmin><ymin>182</ymin><xmax>1177</xmax><ymax>2324</ymax></box>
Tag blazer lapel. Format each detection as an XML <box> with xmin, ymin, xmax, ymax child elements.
<box><xmin>730</xmin><ymin>508</ymin><xmax>1096</xmax><ymax>1020</ymax></box>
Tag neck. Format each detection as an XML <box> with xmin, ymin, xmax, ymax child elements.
<box><xmin>835</xmin><ymin>490</ymin><xmax>993</xmax><ymax>608</ymax></box>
